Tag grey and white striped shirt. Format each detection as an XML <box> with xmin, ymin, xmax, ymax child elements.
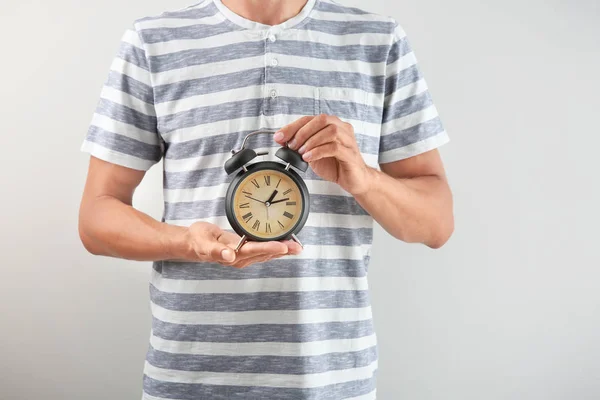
<box><xmin>81</xmin><ymin>0</ymin><xmax>449</xmax><ymax>398</ymax></box>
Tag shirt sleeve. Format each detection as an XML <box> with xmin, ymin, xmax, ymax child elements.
<box><xmin>378</xmin><ymin>21</ymin><xmax>449</xmax><ymax>164</ymax></box>
<box><xmin>80</xmin><ymin>24</ymin><xmax>162</xmax><ymax>171</ymax></box>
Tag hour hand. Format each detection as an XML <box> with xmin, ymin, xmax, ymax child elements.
<box><xmin>266</xmin><ymin>190</ymin><xmax>278</xmax><ymax>204</ymax></box>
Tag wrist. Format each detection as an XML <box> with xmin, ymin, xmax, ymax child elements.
<box><xmin>350</xmin><ymin>166</ymin><xmax>378</xmax><ymax>197</ymax></box>
<box><xmin>161</xmin><ymin>224</ymin><xmax>196</xmax><ymax>261</ymax></box>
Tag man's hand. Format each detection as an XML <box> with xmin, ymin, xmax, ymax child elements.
<box><xmin>79</xmin><ymin>157</ymin><xmax>304</xmax><ymax>264</ymax></box>
<box><xmin>274</xmin><ymin>114</ymin><xmax>371</xmax><ymax>195</ymax></box>
<box><xmin>187</xmin><ymin>222</ymin><xmax>302</xmax><ymax>269</ymax></box>
<box><xmin>271</xmin><ymin>115</ymin><xmax>454</xmax><ymax>248</ymax></box>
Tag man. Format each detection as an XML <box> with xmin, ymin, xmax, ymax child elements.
<box><xmin>79</xmin><ymin>0</ymin><xmax>454</xmax><ymax>398</ymax></box>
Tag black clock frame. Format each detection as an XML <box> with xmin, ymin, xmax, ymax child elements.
<box><xmin>225</xmin><ymin>161</ymin><xmax>310</xmax><ymax>242</ymax></box>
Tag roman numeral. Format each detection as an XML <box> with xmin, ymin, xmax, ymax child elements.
<box><xmin>283</xmin><ymin>211</ymin><xmax>294</xmax><ymax>219</ymax></box>
<box><xmin>239</xmin><ymin>202</ymin><xmax>250</xmax><ymax>208</ymax></box>
<box><xmin>242</xmin><ymin>212</ymin><xmax>253</xmax><ymax>222</ymax></box>
<box><xmin>264</xmin><ymin>175</ymin><xmax>271</xmax><ymax>186</ymax></box>
<box><xmin>242</xmin><ymin>190</ymin><xmax>252</xmax><ymax>196</ymax></box>
<box><xmin>265</xmin><ymin>223</ymin><xmax>272</xmax><ymax>234</ymax></box>
<box><xmin>286</xmin><ymin>201</ymin><xmax>296</xmax><ymax>206</ymax></box>
<box><xmin>278</xmin><ymin>220</ymin><xmax>285</xmax><ymax>229</ymax></box>
<box><xmin>251</xmin><ymin>179</ymin><xmax>260</xmax><ymax>189</ymax></box>
<box><xmin>276</xmin><ymin>179</ymin><xmax>282</xmax><ymax>188</ymax></box>
<box><xmin>283</xmin><ymin>189</ymin><xmax>292</xmax><ymax>195</ymax></box>
<box><xmin>252</xmin><ymin>220</ymin><xmax>260</xmax><ymax>230</ymax></box>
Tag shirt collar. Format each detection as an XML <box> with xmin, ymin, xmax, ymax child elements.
<box><xmin>212</xmin><ymin>0</ymin><xmax>317</xmax><ymax>31</ymax></box>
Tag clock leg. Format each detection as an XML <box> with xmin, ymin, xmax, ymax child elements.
<box><xmin>234</xmin><ymin>235</ymin><xmax>247</xmax><ymax>253</ymax></box>
<box><xmin>291</xmin><ymin>233</ymin><xmax>303</xmax><ymax>248</ymax></box>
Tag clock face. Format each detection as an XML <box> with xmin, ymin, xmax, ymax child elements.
<box><xmin>231</xmin><ymin>168</ymin><xmax>304</xmax><ymax>240</ymax></box>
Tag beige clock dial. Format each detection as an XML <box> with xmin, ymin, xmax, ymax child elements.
<box><xmin>233</xmin><ymin>169</ymin><xmax>303</xmax><ymax>239</ymax></box>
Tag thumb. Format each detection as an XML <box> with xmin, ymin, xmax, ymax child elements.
<box><xmin>191</xmin><ymin>223</ymin><xmax>237</xmax><ymax>263</ymax></box>
<box><xmin>201</xmin><ymin>237</ymin><xmax>236</xmax><ymax>263</ymax></box>
<box><xmin>216</xmin><ymin>246</ymin><xmax>236</xmax><ymax>263</ymax></box>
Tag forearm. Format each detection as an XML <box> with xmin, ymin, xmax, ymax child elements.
<box><xmin>354</xmin><ymin>168</ymin><xmax>454</xmax><ymax>248</ymax></box>
<box><xmin>78</xmin><ymin>195</ymin><xmax>193</xmax><ymax>261</ymax></box>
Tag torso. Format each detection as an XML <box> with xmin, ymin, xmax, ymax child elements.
<box><xmin>137</xmin><ymin>1</ymin><xmax>395</xmax><ymax>398</ymax></box>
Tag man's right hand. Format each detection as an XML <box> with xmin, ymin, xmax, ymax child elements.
<box><xmin>79</xmin><ymin>157</ymin><xmax>303</xmax><ymax>266</ymax></box>
<box><xmin>186</xmin><ymin>222</ymin><xmax>302</xmax><ymax>268</ymax></box>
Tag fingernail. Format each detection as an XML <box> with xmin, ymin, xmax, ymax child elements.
<box><xmin>298</xmin><ymin>145</ymin><xmax>306</xmax><ymax>154</ymax></box>
<box><xmin>303</xmin><ymin>151</ymin><xmax>311</xmax><ymax>161</ymax></box>
<box><xmin>221</xmin><ymin>249</ymin><xmax>235</xmax><ymax>262</ymax></box>
<box><xmin>274</xmin><ymin>132</ymin><xmax>284</xmax><ymax>142</ymax></box>
<box><xmin>288</xmin><ymin>139</ymin><xmax>297</xmax><ymax>149</ymax></box>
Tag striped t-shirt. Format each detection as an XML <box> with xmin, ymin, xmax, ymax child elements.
<box><xmin>81</xmin><ymin>0</ymin><xmax>449</xmax><ymax>398</ymax></box>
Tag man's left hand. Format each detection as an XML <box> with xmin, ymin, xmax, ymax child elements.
<box><xmin>274</xmin><ymin>114</ymin><xmax>371</xmax><ymax>195</ymax></box>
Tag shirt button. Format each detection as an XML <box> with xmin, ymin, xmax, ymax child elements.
<box><xmin>268</xmin><ymin>34</ymin><xmax>276</xmax><ymax>42</ymax></box>
<box><xmin>270</xmin><ymin>89</ymin><xmax>278</xmax><ymax>98</ymax></box>
<box><xmin>270</xmin><ymin>58</ymin><xmax>279</xmax><ymax>67</ymax></box>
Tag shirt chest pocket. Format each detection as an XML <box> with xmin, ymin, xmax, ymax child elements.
<box><xmin>314</xmin><ymin>87</ymin><xmax>368</xmax><ymax>149</ymax></box>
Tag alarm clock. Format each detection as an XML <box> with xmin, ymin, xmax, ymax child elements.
<box><xmin>224</xmin><ymin>130</ymin><xmax>310</xmax><ymax>252</ymax></box>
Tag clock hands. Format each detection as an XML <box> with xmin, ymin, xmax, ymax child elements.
<box><xmin>245</xmin><ymin>190</ymin><xmax>282</xmax><ymax>205</ymax></box>
<box><xmin>266</xmin><ymin>191</ymin><xmax>280</xmax><ymax>220</ymax></box>
<box><xmin>243</xmin><ymin>189</ymin><xmax>290</xmax><ymax>222</ymax></box>
<box><xmin>268</xmin><ymin>196</ymin><xmax>290</xmax><ymax>219</ymax></box>
<box><xmin>244</xmin><ymin>195</ymin><xmax>265</xmax><ymax>204</ymax></box>
<box><xmin>269</xmin><ymin>197</ymin><xmax>290</xmax><ymax>205</ymax></box>
<box><xmin>265</xmin><ymin>190</ymin><xmax>278</xmax><ymax>204</ymax></box>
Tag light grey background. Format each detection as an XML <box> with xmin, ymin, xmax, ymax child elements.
<box><xmin>1</xmin><ymin>0</ymin><xmax>599</xmax><ymax>399</ymax></box>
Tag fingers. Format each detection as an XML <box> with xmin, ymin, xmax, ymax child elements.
<box><xmin>233</xmin><ymin>240</ymin><xmax>303</xmax><ymax>268</ymax></box>
<box><xmin>189</xmin><ymin>223</ymin><xmax>237</xmax><ymax>264</ymax></box>
<box><xmin>205</xmin><ymin>229</ymin><xmax>237</xmax><ymax>263</ymax></box>
<box><xmin>274</xmin><ymin>115</ymin><xmax>355</xmax><ymax>161</ymax></box>
<box><xmin>303</xmin><ymin>141</ymin><xmax>354</xmax><ymax>163</ymax></box>
<box><xmin>218</xmin><ymin>231</ymin><xmax>300</xmax><ymax>259</ymax></box>
<box><xmin>281</xmin><ymin>240</ymin><xmax>303</xmax><ymax>255</ymax></box>
<box><xmin>287</xmin><ymin>114</ymin><xmax>330</xmax><ymax>150</ymax></box>
<box><xmin>296</xmin><ymin>123</ymin><xmax>353</xmax><ymax>156</ymax></box>
<box><xmin>188</xmin><ymin>222</ymin><xmax>303</xmax><ymax>269</ymax></box>
<box><xmin>290</xmin><ymin>114</ymin><xmax>349</xmax><ymax>151</ymax></box>
<box><xmin>217</xmin><ymin>230</ymin><xmax>246</xmax><ymax>247</ymax></box>
<box><xmin>236</xmin><ymin>240</ymin><xmax>289</xmax><ymax>259</ymax></box>
<box><xmin>274</xmin><ymin>116</ymin><xmax>314</xmax><ymax>145</ymax></box>
<box><xmin>232</xmin><ymin>254</ymin><xmax>277</xmax><ymax>269</ymax></box>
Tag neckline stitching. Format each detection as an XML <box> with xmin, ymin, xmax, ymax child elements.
<box><xmin>212</xmin><ymin>0</ymin><xmax>318</xmax><ymax>31</ymax></box>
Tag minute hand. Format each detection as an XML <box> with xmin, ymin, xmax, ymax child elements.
<box><xmin>269</xmin><ymin>198</ymin><xmax>290</xmax><ymax>205</ymax></box>
<box><xmin>245</xmin><ymin>195</ymin><xmax>265</xmax><ymax>204</ymax></box>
